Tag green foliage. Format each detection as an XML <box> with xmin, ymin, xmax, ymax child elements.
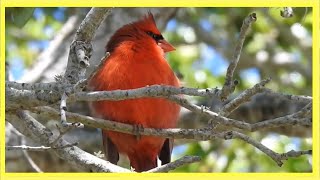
<box><xmin>6</xmin><ymin>8</ymin><xmax>64</xmax><ymax>67</ymax></box>
<box><xmin>7</xmin><ymin>8</ymin><xmax>35</xmax><ymax>28</ymax></box>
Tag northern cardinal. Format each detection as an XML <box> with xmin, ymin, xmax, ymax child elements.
<box><xmin>88</xmin><ymin>12</ymin><xmax>180</xmax><ymax>172</ymax></box>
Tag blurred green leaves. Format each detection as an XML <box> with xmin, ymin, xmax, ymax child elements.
<box><xmin>7</xmin><ymin>8</ymin><xmax>35</xmax><ymax>28</ymax></box>
<box><xmin>6</xmin><ymin>8</ymin><xmax>64</xmax><ymax>67</ymax></box>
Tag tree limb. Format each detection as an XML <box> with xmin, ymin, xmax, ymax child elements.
<box><xmin>146</xmin><ymin>156</ymin><xmax>201</xmax><ymax>172</ymax></box>
<box><xmin>28</xmin><ymin>107</ymin><xmax>312</xmax><ymax>167</ymax></box>
<box><xmin>6</xmin><ymin>143</ymin><xmax>78</xmax><ymax>151</ymax></box>
<box><xmin>60</xmin><ymin>8</ymin><xmax>112</xmax><ymax>129</ymax></box>
<box><xmin>219</xmin><ymin>77</ymin><xmax>271</xmax><ymax>117</ymax></box>
<box><xmin>5</xmin><ymin>84</ymin><xmax>221</xmax><ymax>110</ymax></box>
<box><xmin>218</xmin><ymin>13</ymin><xmax>257</xmax><ymax>101</ymax></box>
<box><xmin>6</xmin><ymin>111</ymin><xmax>131</xmax><ymax>172</ymax></box>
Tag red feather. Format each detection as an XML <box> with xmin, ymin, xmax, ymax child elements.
<box><xmin>89</xmin><ymin>13</ymin><xmax>180</xmax><ymax>172</ymax></box>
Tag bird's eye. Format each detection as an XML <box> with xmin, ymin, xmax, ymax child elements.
<box><xmin>146</xmin><ymin>31</ymin><xmax>163</xmax><ymax>41</ymax></box>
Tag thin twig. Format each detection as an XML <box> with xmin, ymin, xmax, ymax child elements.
<box><xmin>218</xmin><ymin>12</ymin><xmax>257</xmax><ymax>101</ymax></box>
<box><xmin>263</xmin><ymin>88</ymin><xmax>312</xmax><ymax>104</ymax></box>
<box><xmin>9</xmin><ymin>110</ymin><xmax>131</xmax><ymax>172</ymax></box>
<box><xmin>56</xmin><ymin>91</ymin><xmax>84</xmax><ymax>137</ymax></box>
<box><xmin>35</xmin><ymin>98</ymin><xmax>311</xmax><ymax>135</ymax></box>
<box><xmin>31</xmin><ymin>106</ymin><xmax>311</xmax><ymax>166</ymax></box>
<box><xmin>167</xmin><ymin>95</ymin><xmax>251</xmax><ymax>130</ymax></box>
<box><xmin>8</xmin><ymin>126</ymin><xmax>43</xmax><ymax>172</ymax></box>
<box><xmin>219</xmin><ymin>77</ymin><xmax>271</xmax><ymax>117</ymax></box>
<box><xmin>7</xmin><ymin>145</ymin><xmax>52</xmax><ymax>151</ymax></box>
<box><xmin>251</xmin><ymin>102</ymin><xmax>312</xmax><ymax>131</ymax></box>
<box><xmin>224</xmin><ymin>131</ymin><xmax>311</xmax><ymax>167</ymax></box>
<box><xmin>281</xmin><ymin>150</ymin><xmax>312</xmax><ymax>158</ymax></box>
<box><xmin>58</xmin><ymin>92</ymin><xmax>84</xmax><ymax>129</ymax></box>
<box><xmin>146</xmin><ymin>156</ymin><xmax>201</xmax><ymax>172</ymax></box>
<box><xmin>21</xmin><ymin>147</ymin><xmax>44</xmax><ymax>172</ymax></box>
<box><xmin>6</xmin><ymin>142</ymin><xmax>79</xmax><ymax>151</ymax></box>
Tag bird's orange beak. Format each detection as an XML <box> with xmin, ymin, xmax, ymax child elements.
<box><xmin>158</xmin><ymin>39</ymin><xmax>175</xmax><ymax>53</ymax></box>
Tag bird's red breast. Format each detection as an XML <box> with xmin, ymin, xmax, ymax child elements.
<box><xmin>88</xmin><ymin>12</ymin><xmax>180</xmax><ymax>172</ymax></box>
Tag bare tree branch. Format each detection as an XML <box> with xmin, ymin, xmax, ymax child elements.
<box><xmin>64</xmin><ymin>8</ymin><xmax>112</xmax><ymax>84</ymax></box>
<box><xmin>74</xmin><ymin>8</ymin><xmax>113</xmax><ymax>42</ymax></box>
<box><xmin>170</xmin><ymin>95</ymin><xmax>311</xmax><ymax>131</ymax></box>
<box><xmin>251</xmin><ymin>102</ymin><xmax>312</xmax><ymax>131</ymax></box>
<box><xmin>218</xmin><ymin>13</ymin><xmax>257</xmax><ymax>101</ymax></box>
<box><xmin>30</xmin><ymin>106</ymin><xmax>311</xmax><ymax>166</ymax></box>
<box><xmin>6</xmin><ymin>143</ymin><xmax>78</xmax><ymax>151</ymax></box>
<box><xmin>219</xmin><ymin>77</ymin><xmax>271</xmax><ymax>117</ymax></box>
<box><xmin>7</xmin><ymin>111</ymin><xmax>131</xmax><ymax>172</ymax></box>
<box><xmin>34</xmin><ymin>93</ymin><xmax>311</xmax><ymax>136</ymax></box>
<box><xmin>59</xmin><ymin>8</ymin><xmax>112</xmax><ymax>130</ymax></box>
<box><xmin>5</xmin><ymin>84</ymin><xmax>221</xmax><ymax>110</ymax></box>
<box><xmin>21</xmin><ymin>147</ymin><xmax>43</xmax><ymax>173</ymax></box>
<box><xmin>5</xmin><ymin>87</ymin><xmax>59</xmax><ymax>110</ymax></box>
<box><xmin>146</xmin><ymin>156</ymin><xmax>201</xmax><ymax>172</ymax></box>
<box><xmin>8</xmin><ymin>126</ymin><xmax>43</xmax><ymax>172</ymax></box>
<box><xmin>263</xmin><ymin>88</ymin><xmax>312</xmax><ymax>104</ymax></box>
<box><xmin>6</xmin><ymin>145</ymin><xmax>53</xmax><ymax>151</ymax></box>
<box><xmin>6</xmin><ymin>81</ymin><xmax>63</xmax><ymax>91</ymax></box>
<box><xmin>223</xmin><ymin>131</ymin><xmax>311</xmax><ymax>167</ymax></box>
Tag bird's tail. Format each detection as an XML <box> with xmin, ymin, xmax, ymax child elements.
<box><xmin>130</xmin><ymin>158</ymin><xmax>157</xmax><ymax>172</ymax></box>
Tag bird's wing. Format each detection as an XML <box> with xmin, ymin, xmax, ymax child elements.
<box><xmin>159</xmin><ymin>138</ymin><xmax>173</xmax><ymax>165</ymax></box>
<box><xmin>102</xmin><ymin>131</ymin><xmax>119</xmax><ymax>164</ymax></box>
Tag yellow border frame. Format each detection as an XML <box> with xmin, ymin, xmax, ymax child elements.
<box><xmin>1</xmin><ymin>0</ymin><xmax>319</xmax><ymax>180</ymax></box>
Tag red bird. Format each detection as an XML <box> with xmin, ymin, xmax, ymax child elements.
<box><xmin>88</xmin><ymin>12</ymin><xmax>180</xmax><ymax>172</ymax></box>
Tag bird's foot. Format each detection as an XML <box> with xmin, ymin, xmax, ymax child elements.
<box><xmin>133</xmin><ymin>124</ymin><xmax>144</xmax><ymax>141</ymax></box>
